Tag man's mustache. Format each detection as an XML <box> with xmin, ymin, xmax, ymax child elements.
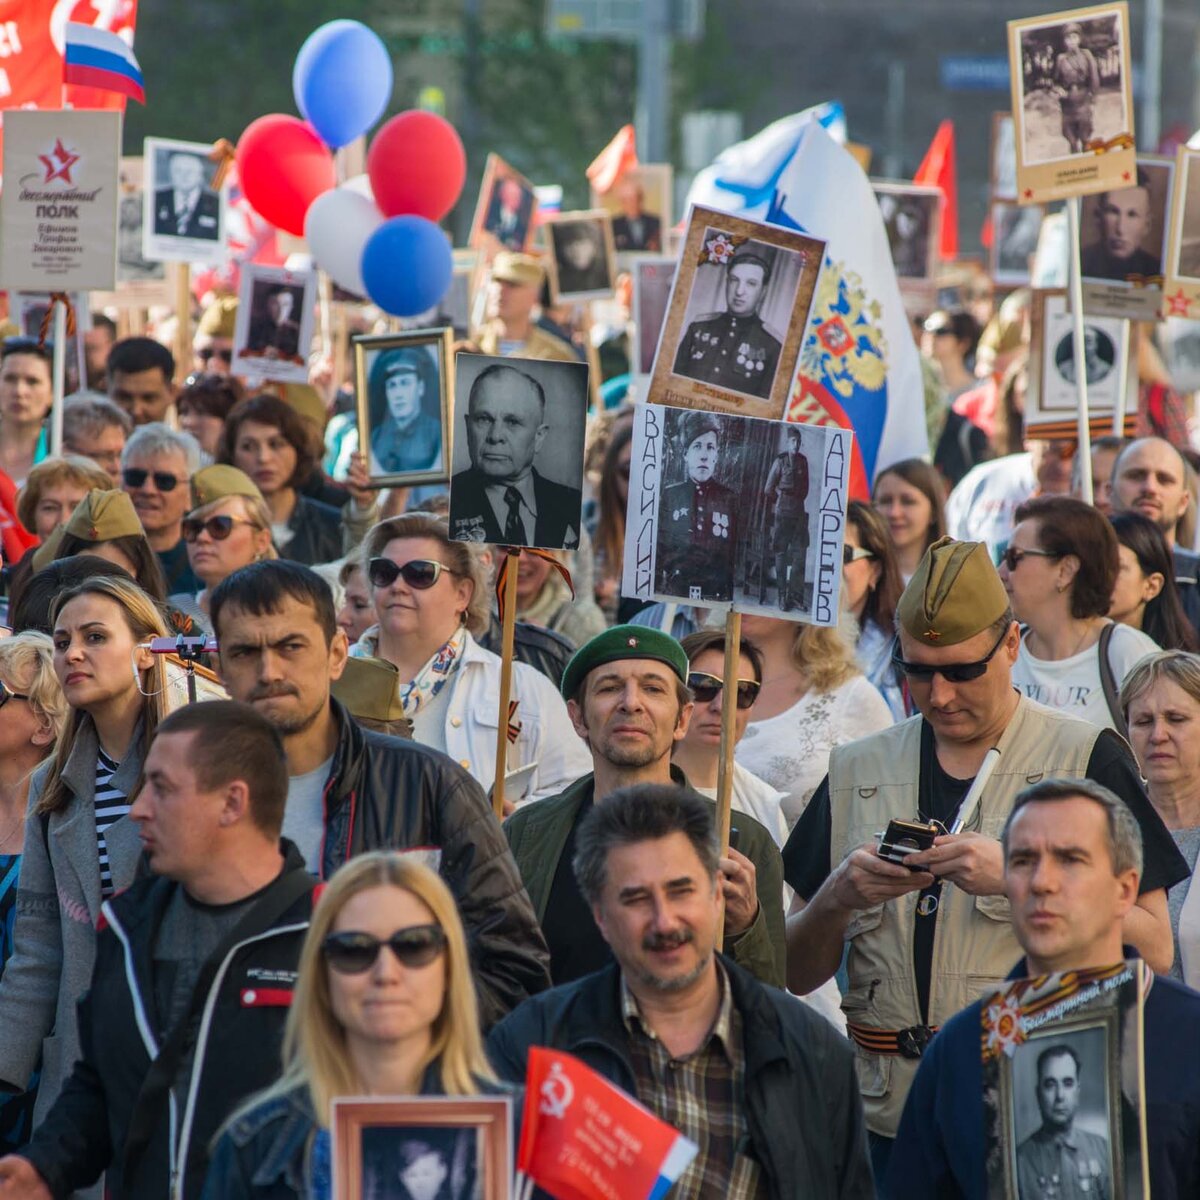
<box><xmin>249</xmin><ymin>684</ymin><xmax>299</xmax><ymax>701</ymax></box>
<box><xmin>644</xmin><ymin>930</ymin><xmax>693</xmax><ymax>952</ymax></box>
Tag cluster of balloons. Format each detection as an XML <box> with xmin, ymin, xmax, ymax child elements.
<box><xmin>234</xmin><ymin>19</ymin><xmax>466</xmax><ymax>317</ymax></box>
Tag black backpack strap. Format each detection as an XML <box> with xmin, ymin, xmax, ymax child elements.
<box><xmin>1097</xmin><ymin>622</ymin><xmax>1129</xmax><ymax>740</ymax></box>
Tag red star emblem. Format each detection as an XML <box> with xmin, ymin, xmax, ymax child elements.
<box><xmin>1121</xmin><ymin>170</ymin><xmax>1131</xmax><ymax>182</ymax></box>
<box><xmin>39</xmin><ymin>138</ymin><xmax>80</xmax><ymax>185</ymax></box>
<box><xmin>1165</xmin><ymin>289</ymin><xmax>1193</xmax><ymax>317</ymax></box>
<box><xmin>1023</xmin><ymin>188</ymin><xmax>1033</xmax><ymax>200</ymax></box>
<box><xmin>924</xmin><ymin>630</ymin><xmax>942</xmax><ymax>641</ymax></box>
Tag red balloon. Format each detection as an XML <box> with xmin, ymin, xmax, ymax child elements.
<box><xmin>236</xmin><ymin>114</ymin><xmax>337</xmax><ymax>236</ymax></box>
<box><xmin>367</xmin><ymin>111</ymin><xmax>466</xmax><ymax>221</ymax></box>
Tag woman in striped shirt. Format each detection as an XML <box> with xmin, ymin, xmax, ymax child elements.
<box><xmin>0</xmin><ymin>576</ymin><xmax>169</xmax><ymax>1142</ymax></box>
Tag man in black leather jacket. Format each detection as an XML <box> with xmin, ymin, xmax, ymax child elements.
<box><xmin>211</xmin><ymin>561</ymin><xmax>551</xmax><ymax>1027</ymax></box>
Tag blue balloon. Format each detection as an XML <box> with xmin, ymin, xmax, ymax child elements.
<box><xmin>361</xmin><ymin>217</ymin><xmax>453</xmax><ymax>318</ymax></box>
<box><xmin>293</xmin><ymin>20</ymin><xmax>393</xmax><ymax>149</ymax></box>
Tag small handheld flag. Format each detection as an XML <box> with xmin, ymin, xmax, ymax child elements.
<box><xmin>63</xmin><ymin>23</ymin><xmax>145</xmax><ymax>105</ymax></box>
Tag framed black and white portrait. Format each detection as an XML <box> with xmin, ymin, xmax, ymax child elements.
<box><xmin>545</xmin><ymin>211</ymin><xmax>617</xmax><ymax>303</ymax></box>
<box><xmin>333</xmin><ymin>1096</ymin><xmax>512</xmax><ymax>1200</ymax></box>
<box><xmin>591</xmin><ymin>163</ymin><xmax>672</xmax><ymax>254</ymax></box>
<box><xmin>142</xmin><ymin>137</ymin><xmax>227</xmax><ymax>265</ymax></box>
<box><xmin>110</xmin><ymin>157</ymin><xmax>167</xmax><ymax>302</ymax></box>
<box><xmin>354</xmin><ymin>329</ymin><xmax>453</xmax><ymax>488</ymax></box>
<box><xmin>632</xmin><ymin>256</ymin><xmax>678</xmax><ymax>380</ymax></box>
<box><xmin>1163</xmin><ymin>146</ymin><xmax>1200</xmax><ymax>317</ymax></box>
<box><xmin>991</xmin><ymin>202</ymin><xmax>1045</xmax><ymax>287</ymax></box>
<box><xmin>873</xmin><ymin>182</ymin><xmax>942</xmax><ymax>281</ymax></box>
<box><xmin>231</xmin><ymin>265</ymin><xmax>316</xmax><ymax>385</ymax></box>
<box><xmin>448</xmin><ymin>352</ymin><xmax>589</xmax><ymax>550</ymax></box>
<box><xmin>470</xmin><ymin>154</ymin><xmax>539</xmax><ymax>254</ymax></box>
<box><xmin>991</xmin><ymin>112</ymin><xmax>1019</xmax><ymax>202</ymax></box>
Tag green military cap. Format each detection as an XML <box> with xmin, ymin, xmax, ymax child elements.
<box><xmin>64</xmin><ymin>489</ymin><xmax>143</xmax><ymax>544</ymax></box>
<box><xmin>196</xmin><ymin>296</ymin><xmax>238</xmax><ymax>339</ymax></box>
<box><xmin>896</xmin><ymin>535</ymin><xmax>1010</xmax><ymax>647</ymax></box>
<box><xmin>281</xmin><ymin>382</ymin><xmax>328</xmax><ymax>432</ymax></box>
<box><xmin>190</xmin><ymin>464</ymin><xmax>263</xmax><ymax>511</ymax></box>
<box><xmin>492</xmin><ymin>251</ymin><xmax>545</xmax><ymax>289</ymax></box>
<box><xmin>561</xmin><ymin>624</ymin><xmax>689</xmax><ymax>701</ymax></box>
<box><xmin>332</xmin><ymin>656</ymin><xmax>408</xmax><ymax>724</ymax></box>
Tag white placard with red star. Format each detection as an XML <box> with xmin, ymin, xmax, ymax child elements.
<box><xmin>1162</xmin><ymin>145</ymin><xmax>1200</xmax><ymax>321</ymax></box>
<box><xmin>0</xmin><ymin>109</ymin><xmax>120</xmax><ymax>292</ymax></box>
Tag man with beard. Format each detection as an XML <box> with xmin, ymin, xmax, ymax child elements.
<box><xmin>489</xmin><ymin>787</ymin><xmax>873</xmax><ymax>1199</ymax></box>
<box><xmin>502</xmin><ymin>626</ymin><xmax>785</xmax><ymax>988</ymax></box>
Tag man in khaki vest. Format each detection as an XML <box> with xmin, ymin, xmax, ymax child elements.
<box><xmin>781</xmin><ymin>536</ymin><xmax>1185</xmax><ymax>1179</ymax></box>
<box><xmin>473</xmin><ymin>252</ymin><xmax>579</xmax><ymax>363</ymax></box>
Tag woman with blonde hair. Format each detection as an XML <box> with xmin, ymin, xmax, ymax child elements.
<box><xmin>202</xmin><ymin>852</ymin><xmax>515</xmax><ymax>1199</ymax></box>
<box><xmin>735</xmin><ymin>615</ymin><xmax>893</xmax><ymax>832</ymax></box>
<box><xmin>0</xmin><ymin>632</ymin><xmax>67</xmax><ymax>1152</ymax></box>
<box><xmin>0</xmin><ymin>576</ymin><xmax>168</xmax><ymax>1133</ymax></box>
<box><xmin>16</xmin><ymin>455</ymin><xmax>111</xmax><ymax>541</ymax></box>
<box><xmin>351</xmin><ymin>514</ymin><xmax>589</xmax><ymax>805</ymax></box>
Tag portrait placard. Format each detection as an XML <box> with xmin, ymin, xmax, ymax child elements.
<box><xmin>16</xmin><ymin>292</ymin><xmax>90</xmax><ymax>394</ymax></box>
<box><xmin>982</xmin><ymin>960</ymin><xmax>1147</xmax><ymax>1199</ymax></box>
<box><xmin>354</xmin><ymin>328</ymin><xmax>454</xmax><ymax>488</ymax></box>
<box><xmin>544</xmin><ymin>210</ymin><xmax>617</xmax><ymax>303</ymax></box>
<box><xmin>991</xmin><ymin>201</ymin><xmax>1046</xmax><ymax>287</ymax></box>
<box><xmin>470</xmin><ymin>153</ymin><xmax>539</xmax><ymax>254</ymax></box>
<box><xmin>991</xmin><ymin>112</ymin><xmax>1019</xmax><ymax>202</ymax></box>
<box><xmin>448</xmin><ymin>352</ymin><xmax>589</xmax><ymax>551</ymax></box>
<box><xmin>1161</xmin><ymin>146</ymin><xmax>1200</xmax><ymax>321</ymax></box>
<box><xmin>1027</xmin><ymin>288</ymin><xmax>1133</xmax><ymax>436</ymax></box>
<box><xmin>873</xmin><ymin>181</ymin><xmax>942</xmax><ymax>282</ymax></box>
<box><xmin>92</xmin><ymin>157</ymin><xmax>169</xmax><ymax>308</ymax></box>
<box><xmin>231</xmin><ymin>264</ymin><xmax>316</xmax><ymax>385</ymax></box>
<box><xmin>622</xmin><ymin>402</ymin><xmax>851</xmax><ymax>625</ymax></box>
<box><xmin>590</xmin><ymin>162</ymin><xmax>673</xmax><ymax>254</ymax></box>
<box><xmin>1159</xmin><ymin>316</ymin><xmax>1200</xmax><ymax>395</ymax></box>
<box><xmin>0</xmin><ymin>109</ymin><xmax>120</xmax><ymax>292</ymax></box>
<box><xmin>333</xmin><ymin>1095</ymin><xmax>513</xmax><ymax>1200</ymax></box>
<box><xmin>1080</xmin><ymin>155</ymin><xmax>1173</xmax><ymax>321</ymax></box>
<box><xmin>1007</xmin><ymin>4</ymin><xmax>1136</xmax><ymax>205</ymax></box>
<box><xmin>646</xmin><ymin>206</ymin><xmax>826</xmax><ymax>421</ymax></box>
<box><xmin>142</xmin><ymin>137</ymin><xmax>227</xmax><ymax>266</ymax></box>
<box><xmin>632</xmin><ymin>255</ymin><xmax>678</xmax><ymax>380</ymax></box>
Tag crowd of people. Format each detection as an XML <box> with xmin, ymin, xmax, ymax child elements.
<box><xmin>0</xmin><ymin>237</ymin><xmax>1198</xmax><ymax>1200</ymax></box>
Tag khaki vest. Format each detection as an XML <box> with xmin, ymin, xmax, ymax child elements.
<box><xmin>827</xmin><ymin>696</ymin><xmax>1099</xmax><ymax>1136</ymax></box>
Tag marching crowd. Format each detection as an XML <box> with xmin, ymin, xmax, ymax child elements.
<box><xmin>0</xmin><ymin>268</ymin><xmax>1198</xmax><ymax>1199</ymax></box>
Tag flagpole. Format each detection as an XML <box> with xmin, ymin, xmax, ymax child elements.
<box><xmin>1066</xmin><ymin>195</ymin><xmax>1093</xmax><ymax>504</ymax></box>
<box><xmin>49</xmin><ymin>302</ymin><xmax>67</xmax><ymax>456</ymax></box>
<box><xmin>715</xmin><ymin>609</ymin><xmax>741</xmax><ymax>954</ymax></box>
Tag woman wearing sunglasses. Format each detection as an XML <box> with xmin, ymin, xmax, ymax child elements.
<box><xmin>0</xmin><ymin>576</ymin><xmax>168</xmax><ymax>1142</ymax></box>
<box><xmin>1002</xmin><ymin>495</ymin><xmax>1159</xmax><ymax>732</ymax></box>
<box><xmin>350</xmin><ymin>515</ymin><xmax>589</xmax><ymax>806</ymax></box>
<box><xmin>203</xmin><ymin>852</ymin><xmax>515</xmax><ymax>1200</ymax></box>
<box><xmin>0</xmin><ymin>633</ymin><xmax>66</xmax><ymax>1153</ymax></box>
<box><xmin>167</xmin><ymin>464</ymin><xmax>276</xmax><ymax>632</ymax></box>
<box><xmin>735</xmin><ymin>616</ymin><xmax>893</xmax><ymax>833</ymax></box>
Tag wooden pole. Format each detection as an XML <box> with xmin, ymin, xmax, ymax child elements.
<box><xmin>491</xmin><ymin>551</ymin><xmax>521</xmax><ymax>819</ymax></box>
<box><xmin>1066</xmin><ymin>195</ymin><xmax>1093</xmax><ymax>503</ymax></box>
<box><xmin>715</xmin><ymin>608</ymin><xmax>741</xmax><ymax>953</ymax></box>
<box><xmin>173</xmin><ymin>263</ymin><xmax>192</xmax><ymax>385</ymax></box>
<box><xmin>49</xmin><ymin>302</ymin><xmax>67</xmax><ymax>456</ymax></box>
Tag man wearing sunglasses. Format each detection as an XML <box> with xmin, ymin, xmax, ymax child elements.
<box><xmin>0</xmin><ymin>701</ymin><xmax>318</xmax><ymax>1200</ymax></box>
<box><xmin>782</xmin><ymin>536</ymin><xmax>1184</xmax><ymax>1180</ymax></box>
<box><xmin>106</xmin><ymin>337</ymin><xmax>176</xmax><ymax>427</ymax></box>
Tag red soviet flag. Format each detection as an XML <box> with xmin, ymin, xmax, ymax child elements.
<box><xmin>915</xmin><ymin>118</ymin><xmax>958</xmax><ymax>261</ymax></box>
<box><xmin>517</xmin><ymin>1049</ymin><xmax>697</xmax><ymax>1200</ymax></box>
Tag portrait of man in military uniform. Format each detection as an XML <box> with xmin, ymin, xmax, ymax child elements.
<box><xmin>764</xmin><ymin>424</ymin><xmax>810</xmax><ymax>612</ymax></box>
<box><xmin>671</xmin><ymin>237</ymin><xmax>789</xmax><ymax>400</ymax></box>
<box><xmin>655</xmin><ymin>410</ymin><xmax>739</xmax><ymax>602</ymax></box>
<box><xmin>1080</xmin><ymin>165</ymin><xmax>1168</xmax><ymax>283</ymax></box>
<box><xmin>1014</xmin><ymin>1039</ymin><xmax>1112</xmax><ymax>1200</ymax></box>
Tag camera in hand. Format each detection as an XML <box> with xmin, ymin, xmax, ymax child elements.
<box><xmin>877</xmin><ymin>818</ymin><xmax>939</xmax><ymax>869</ymax></box>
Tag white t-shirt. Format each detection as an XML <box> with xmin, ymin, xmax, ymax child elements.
<box><xmin>1011</xmin><ymin>623</ymin><xmax>1159</xmax><ymax>731</ymax></box>
<box><xmin>284</xmin><ymin>755</ymin><xmax>334</xmax><ymax>870</ymax></box>
<box><xmin>944</xmin><ymin>452</ymin><xmax>1035</xmax><ymax>555</ymax></box>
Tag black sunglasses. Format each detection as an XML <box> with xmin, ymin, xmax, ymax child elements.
<box><xmin>0</xmin><ymin>681</ymin><xmax>29</xmax><ymax>710</ymax></box>
<box><xmin>182</xmin><ymin>514</ymin><xmax>255</xmax><ymax>543</ymax></box>
<box><xmin>1000</xmin><ymin>546</ymin><xmax>1060</xmax><ymax>572</ymax></box>
<box><xmin>322</xmin><ymin>924</ymin><xmax>447</xmax><ymax>975</ymax></box>
<box><xmin>197</xmin><ymin>346</ymin><xmax>233</xmax><ymax>365</ymax></box>
<box><xmin>123</xmin><ymin>467</ymin><xmax>183</xmax><ymax>492</ymax></box>
<box><xmin>367</xmin><ymin>557</ymin><xmax>451</xmax><ymax>590</ymax></box>
<box><xmin>686</xmin><ymin>671</ymin><xmax>761</xmax><ymax>709</ymax></box>
<box><xmin>843</xmin><ymin>545</ymin><xmax>876</xmax><ymax>566</ymax></box>
<box><xmin>891</xmin><ymin>623</ymin><xmax>1010</xmax><ymax>685</ymax></box>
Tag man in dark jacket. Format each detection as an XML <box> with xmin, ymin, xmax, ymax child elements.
<box><xmin>490</xmin><ymin>786</ymin><xmax>873</xmax><ymax>1199</ymax></box>
<box><xmin>211</xmin><ymin>560</ymin><xmax>551</xmax><ymax>1026</ymax></box>
<box><xmin>0</xmin><ymin>701</ymin><xmax>316</xmax><ymax>1199</ymax></box>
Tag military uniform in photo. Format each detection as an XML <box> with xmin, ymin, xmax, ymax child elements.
<box><xmin>1052</xmin><ymin>25</ymin><xmax>1100</xmax><ymax>153</ymax></box>
<box><xmin>764</xmin><ymin>433</ymin><xmax>810</xmax><ymax>611</ymax></box>
<box><xmin>153</xmin><ymin>185</ymin><xmax>219</xmax><ymax>241</ymax></box>
<box><xmin>613</xmin><ymin>212</ymin><xmax>662</xmax><ymax>253</ymax></box>
<box><xmin>1016</xmin><ymin>1125</ymin><xmax>1110</xmax><ymax>1200</ymax></box>
<box><xmin>449</xmin><ymin>467</ymin><xmax>581</xmax><ymax>550</ymax></box>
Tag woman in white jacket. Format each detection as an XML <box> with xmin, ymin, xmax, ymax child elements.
<box><xmin>350</xmin><ymin>514</ymin><xmax>591</xmax><ymax>806</ymax></box>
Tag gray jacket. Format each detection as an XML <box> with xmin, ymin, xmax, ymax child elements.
<box><xmin>0</xmin><ymin>715</ymin><xmax>145</xmax><ymax>1130</ymax></box>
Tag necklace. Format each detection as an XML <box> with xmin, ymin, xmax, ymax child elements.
<box><xmin>0</xmin><ymin>807</ymin><xmax>23</xmax><ymax>852</ymax></box>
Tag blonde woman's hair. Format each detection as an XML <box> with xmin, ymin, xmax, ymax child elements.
<box><xmin>1120</xmin><ymin>649</ymin><xmax>1200</xmax><ymax>717</ymax></box>
<box><xmin>37</xmin><ymin>576</ymin><xmax>169</xmax><ymax>817</ymax></box>
<box><xmin>256</xmin><ymin>852</ymin><xmax>494</xmax><ymax>1125</ymax></box>
<box><xmin>17</xmin><ymin>456</ymin><xmax>113</xmax><ymax>532</ymax></box>
<box><xmin>0</xmin><ymin>632</ymin><xmax>68</xmax><ymax>750</ymax></box>
<box><xmin>790</xmin><ymin>621</ymin><xmax>861</xmax><ymax>692</ymax></box>
<box><xmin>188</xmin><ymin>492</ymin><xmax>278</xmax><ymax>561</ymax></box>
<box><xmin>361</xmin><ymin>514</ymin><xmax>489</xmax><ymax>636</ymax></box>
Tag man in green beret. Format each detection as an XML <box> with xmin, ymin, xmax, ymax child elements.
<box><xmin>781</xmin><ymin>536</ymin><xmax>1184</xmax><ymax>1179</ymax></box>
<box><xmin>504</xmin><ymin>624</ymin><xmax>786</xmax><ymax>989</ymax></box>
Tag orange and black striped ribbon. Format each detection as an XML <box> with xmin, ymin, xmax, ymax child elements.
<box><xmin>208</xmin><ymin>138</ymin><xmax>236</xmax><ymax>190</ymax></box>
<box><xmin>493</xmin><ymin>545</ymin><xmax>575</xmax><ymax>629</ymax></box>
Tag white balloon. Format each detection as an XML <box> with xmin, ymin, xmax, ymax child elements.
<box><xmin>304</xmin><ymin>185</ymin><xmax>382</xmax><ymax>296</ymax></box>
<box><xmin>343</xmin><ymin>173</ymin><xmax>375</xmax><ymax>201</ymax></box>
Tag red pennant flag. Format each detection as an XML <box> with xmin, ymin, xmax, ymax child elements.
<box><xmin>517</xmin><ymin>1049</ymin><xmax>697</xmax><ymax>1200</ymax></box>
<box><xmin>586</xmin><ymin>124</ymin><xmax>639</xmax><ymax>195</ymax></box>
<box><xmin>914</xmin><ymin>119</ymin><xmax>958</xmax><ymax>261</ymax></box>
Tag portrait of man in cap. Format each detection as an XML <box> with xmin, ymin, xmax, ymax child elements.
<box><xmin>448</xmin><ymin>355</ymin><xmax>586</xmax><ymax>550</ymax></box>
<box><xmin>361</xmin><ymin>339</ymin><xmax>446</xmax><ymax>481</ymax></box>
<box><xmin>547</xmin><ymin>214</ymin><xmax>616</xmax><ymax>301</ymax></box>
<box><xmin>671</xmin><ymin>233</ymin><xmax>790</xmax><ymax>400</ymax></box>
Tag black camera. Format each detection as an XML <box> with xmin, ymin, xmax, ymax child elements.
<box><xmin>877</xmin><ymin>818</ymin><xmax>939</xmax><ymax>869</ymax></box>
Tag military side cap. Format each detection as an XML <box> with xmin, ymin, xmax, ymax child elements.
<box><xmin>561</xmin><ymin>624</ymin><xmax>688</xmax><ymax>700</ymax></box>
<box><xmin>678</xmin><ymin>410</ymin><xmax>720</xmax><ymax>449</ymax></box>
<box><xmin>730</xmin><ymin>241</ymin><xmax>775</xmax><ymax>276</ymax></box>
<box><xmin>332</xmin><ymin>656</ymin><xmax>407</xmax><ymax>723</ymax></box>
<box><xmin>492</xmin><ymin>252</ymin><xmax>544</xmax><ymax>288</ymax></box>
<box><xmin>281</xmin><ymin>382</ymin><xmax>328</xmax><ymax>432</ymax></box>
<box><xmin>191</xmin><ymin>464</ymin><xmax>263</xmax><ymax>511</ymax></box>
<box><xmin>64</xmin><ymin>489</ymin><xmax>143</xmax><ymax>544</ymax></box>
<box><xmin>897</xmin><ymin>535</ymin><xmax>1009</xmax><ymax>647</ymax></box>
<box><xmin>31</xmin><ymin>525</ymin><xmax>65</xmax><ymax>573</ymax></box>
<box><xmin>196</xmin><ymin>296</ymin><xmax>238</xmax><ymax>339</ymax></box>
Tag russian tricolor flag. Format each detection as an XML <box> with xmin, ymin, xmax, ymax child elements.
<box><xmin>63</xmin><ymin>23</ymin><xmax>145</xmax><ymax>105</ymax></box>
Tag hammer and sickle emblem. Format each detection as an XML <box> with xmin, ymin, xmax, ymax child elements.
<box><xmin>539</xmin><ymin>1061</ymin><xmax>574</xmax><ymax>1120</ymax></box>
